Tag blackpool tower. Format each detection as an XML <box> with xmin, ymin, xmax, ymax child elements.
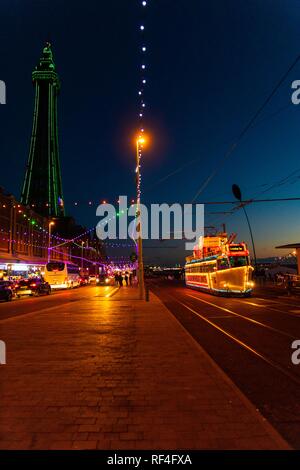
<box><xmin>21</xmin><ymin>43</ymin><xmax>65</xmax><ymax>217</ymax></box>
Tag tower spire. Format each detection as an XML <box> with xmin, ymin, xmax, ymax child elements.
<box><xmin>21</xmin><ymin>42</ymin><xmax>65</xmax><ymax>217</ymax></box>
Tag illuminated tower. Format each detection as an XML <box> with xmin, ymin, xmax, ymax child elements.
<box><xmin>21</xmin><ymin>43</ymin><xmax>65</xmax><ymax>217</ymax></box>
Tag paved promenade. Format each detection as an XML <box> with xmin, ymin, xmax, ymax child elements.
<box><xmin>0</xmin><ymin>286</ymin><xmax>290</xmax><ymax>449</ymax></box>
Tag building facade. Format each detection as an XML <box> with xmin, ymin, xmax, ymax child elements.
<box><xmin>0</xmin><ymin>188</ymin><xmax>105</xmax><ymax>276</ymax></box>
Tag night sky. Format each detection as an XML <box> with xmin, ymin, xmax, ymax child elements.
<box><xmin>1</xmin><ymin>0</ymin><xmax>300</xmax><ymax>265</ymax></box>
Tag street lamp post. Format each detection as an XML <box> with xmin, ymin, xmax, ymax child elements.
<box><xmin>136</xmin><ymin>137</ymin><xmax>146</xmax><ymax>300</ymax></box>
<box><xmin>48</xmin><ymin>221</ymin><xmax>55</xmax><ymax>263</ymax></box>
<box><xmin>232</xmin><ymin>184</ymin><xmax>257</xmax><ymax>268</ymax></box>
<box><xmin>81</xmin><ymin>241</ymin><xmax>84</xmax><ymax>270</ymax></box>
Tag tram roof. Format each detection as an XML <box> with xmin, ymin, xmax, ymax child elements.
<box><xmin>186</xmin><ymin>255</ymin><xmax>218</xmax><ymax>264</ymax></box>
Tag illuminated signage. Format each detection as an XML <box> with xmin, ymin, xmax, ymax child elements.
<box><xmin>229</xmin><ymin>245</ymin><xmax>245</xmax><ymax>252</ymax></box>
<box><xmin>11</xmin><ymin>264</ymin><xmax>29</xmax><ymax>271</ymax></box>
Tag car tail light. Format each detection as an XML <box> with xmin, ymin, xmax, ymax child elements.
<box><xmin>30</xmin><ymin>283</ymin><xmax>37</xmax><ymax>287</ymax></box>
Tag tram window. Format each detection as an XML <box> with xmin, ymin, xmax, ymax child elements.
<box><xmin>204</xmin><ymin>264</ymin><xmax>213</xmax><ymax>272</ymax></box>
<box><xmin>229</xmin><ymin>256</ymin><xmax>248</xmax><ymax>268</ymax></box>
<box><xmin>218</xmin><ymin>258</ymin><xmax>229</xmax><ymax>270</ymax></box>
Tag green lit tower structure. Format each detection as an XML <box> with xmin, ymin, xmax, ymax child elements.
<box><xmin>21</xmin><ymin>43</ymin><xmax>65</xmax><ymax>217</ymax></box>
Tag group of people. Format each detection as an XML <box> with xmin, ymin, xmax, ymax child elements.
<box><xmin>114</xmin><ymin>272</ymin><xmax>133</xmax><ymax>287</ymax></box>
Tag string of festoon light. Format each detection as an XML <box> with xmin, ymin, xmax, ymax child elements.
<box><xmin>0</xmin><ymin>202</ymin><xmax>135</xmax><ymax>247</ymax></box>
<box><xmin>136</xmin><ymin>0</ymin><xmax>148</xmax><ymax>201</ymax></box>
<box><xmin>1</xmin><ymin>199</ymin><xmax>136</xmax><ymax>210</ymax></box>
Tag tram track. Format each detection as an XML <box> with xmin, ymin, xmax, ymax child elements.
<box><xmin>186</xmin><ymin>293</ymin><xmax>295</xmax><ymax>339</ymax></box>
<box><xmin>150</xmin><ymin>280</ymin><xmax>300</xmax><ymax>448</ymax></box>
<box><xmin>185</xmin><ymin>287</ymin><xmax>300</xmax><ymax>333</ymax></box>
<box><xmin>255</xmin><ymin>297</ymin><xmax>300</xmax><ymax>308</ymax></box>
<box><xmin>172</xmin><ymin>295</ymin><xmax>300</xmax><ymax>386</ymax></box>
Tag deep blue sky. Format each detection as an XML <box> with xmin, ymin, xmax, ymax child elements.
<box><xmin>1</xmin><ymin>0</ymin><xmax>300</xmax><ymax>265</ymax></box>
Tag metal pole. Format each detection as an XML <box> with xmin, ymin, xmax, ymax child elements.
<box><xmin>48</xmin><ymin>222</ymin><xmax>51</xmax><ymax>263</ymax></box>
<box><xmin>9</xmin><ymin>197</ymin><xmax>14</xmax><ymax>255</ymax></box>
<box><xmin>296</xmin><ymin>248</ymin><xmax>300</xmax><ymax>275</ymax></box>
<box><xmin>136</xmin><ymin>140</ymin><xmax>145</xmax><ymax>300</ymax></box>
<box><xmin>242</xmin><ymin>205</ymin><xmax>257</xmax><ymax>268</ymax></box>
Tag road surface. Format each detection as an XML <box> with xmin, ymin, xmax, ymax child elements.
<box><xmin>0</xmin><ymin>284</ymin><xmax>119</xmax><ymax>321</ymax></box>
<box><xmin>1</xmin><ymin>281</ymin><xmax>300</xmax><ymax>448</ymax></box>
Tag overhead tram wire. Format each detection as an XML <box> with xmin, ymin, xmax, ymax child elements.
<box><xmin>143</xmin><ymin>101</ymin><xmax>293</xmax><ymax>196</ymax></box>
<box><xmin>211</xmin><ymin>166</ymin><xmax>300</xmax><ymax>224</ymax></box>
<box><xmin>159</xmin><ymin>197</ymin><xmax>300</xmax><ymax>206</ymax></box>
<box><xmin>250</xmin><ymin>167</ymin><xmax>300</xmax><ymax>199</ymax></box>
<box><xmin>191</xmin><ymin>52</ymin><xmax>300</xmax><ymax>203</ymax></box>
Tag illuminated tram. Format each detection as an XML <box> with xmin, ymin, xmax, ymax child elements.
<box><xmin>185</xmin><ymin>234</ymin><xmax>254</xmax><ymax>296</ymax></box>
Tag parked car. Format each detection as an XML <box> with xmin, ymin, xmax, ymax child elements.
<box><xmin>0</xmin><ymin>281</ymin><xmax>14</xmax><ymax>301</ymax></box>
<box><xmin>79</xmin><ymin>276</ymin><xmax>89</xmax><ymax>286</ymax></box>
<box><xmin>5</xmin><ymin>280</ymin><xmax>18</xmax><ymax>295</ymax></box>
<box><xmin>98</xmin><ymin>274</ymin><xmax>111</xmax><ymax>285</ymax></box>
<box><xmin>88</xmin><ymin>275</ymin><xmax>99</xmax><ymax>285</ymax></box>
<box><xmin>15</xmin><ymin>278</ymin><xmax>51</xmax><ymax>297</ymax></box>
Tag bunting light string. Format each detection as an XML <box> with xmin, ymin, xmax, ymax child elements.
<box><xmin>0</xmin><ymin>237</ymin><xmax>134</xmax><ymax>251</ymax></box>
<box><xmin>50</xmin><ymin>248</ymin><xmax>136</xmax><ymax>265</ymax></box>
<box><xmin>73</xmin><ymin>240</ymin><xmax>135</xmax><ymax>249</ymax></box>
<box><xmin>1</xmin><ymin>201</ymin><xmax>137</xmax><ymax>247</ymax></box>
<box><xmin>49</xmin><ymin>209</ymin><xmax>136</xmax><ymax>250</ymax></box>
<box><xmin>72</xmin><ymin>198</ymin><xmax>136</xmax><ymax>207</ymax></box>
<box><xmin>0</xmin><ymin>234</ymin><xmax>135</xmax><ymax>250</ymax></box>
<box><xmin>0</xmin><ymin>208</ymin><xmax>136</xmax><ymax>248</ymax></box>
<box><xmin>0</xmin><ymin>198</ymin><xmax>137</xmax><ymax>209</ymax></box>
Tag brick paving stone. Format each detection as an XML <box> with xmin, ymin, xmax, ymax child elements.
<box><xmin>72</xmin><ymin>440</ymin><xmax>98</xmax><ymax>450</ymax></box>
<box><xmin>0</xmin><ymin>287</ymin><xmax>291</xmax><ymax>450</ymax></box>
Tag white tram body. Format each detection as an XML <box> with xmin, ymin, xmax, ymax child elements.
<box><xmin>185</xmin><ymin>234</ymin><xmax>254</xmax><ymax>296</ymax></box>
